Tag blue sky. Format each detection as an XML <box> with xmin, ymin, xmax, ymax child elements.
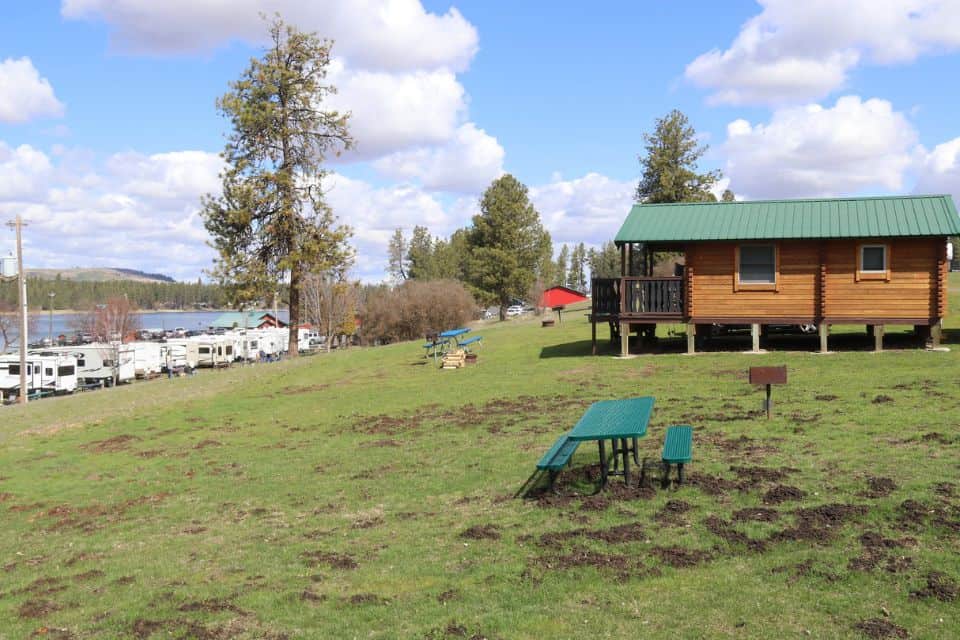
<box><xmin>1</xmin><ymin>1</ymin><xmax>959</xmax><ymax>281</ymax></box>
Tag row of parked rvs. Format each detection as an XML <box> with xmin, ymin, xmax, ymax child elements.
<box><xmin>0</xmin><ymin>327</ymin><xmax>319</xmax><ymax>403</ymax></box>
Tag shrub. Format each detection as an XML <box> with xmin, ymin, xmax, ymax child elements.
<box><xmin>361</xmin><ymin>280</ymin><xmax>478</xmax><ymax>344</ymax></box>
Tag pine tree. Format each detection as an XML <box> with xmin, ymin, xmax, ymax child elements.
<box><xmin>636</xmin><ymin>109</ymin><xmax>720</xmax><ymax>204</ymax></box>
<box><xmin>387</xmin><ymin>227</ymin><xmax>408</xmax><ymax>281</ymax></box>
<box><xmin>555</xmin><ymin>244</ymin><xmax>569</xmax><ymax>288</ymax></box>
<box><xmin>201</xmin><ymin>16</ymin><xmax>353</xmax><ymax>356</ymax></box>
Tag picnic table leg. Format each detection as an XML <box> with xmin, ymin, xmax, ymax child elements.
<box><xmin>631</xmin><ymin>436</ymin><xmax>639</xmax><ymax>464</ymax></box>
<box><xmin>611</xmin><ymin>439</ymin><xmax>620</xmax><ymax>473</ymax></box>
<box><xmin>621</xmin><ymin>438</ymin><xmax>630</xmax><ymax>485</ymax></box>
<box><xmin>598</xmin><ymin>440</ymin><xmax>607</xmax><ymax>487</ymax></box>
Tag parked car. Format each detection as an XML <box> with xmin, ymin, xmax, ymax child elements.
<box><xmin>506</xmin><ymin>305</ymin><xmax>524</xmax><ymax>317</ymax></box>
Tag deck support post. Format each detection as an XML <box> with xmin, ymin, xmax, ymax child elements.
<box><xmin>591</xmin><ymin>316</ymin><xmax>597</xmax><ymax>355</ymax></box>
<box><xmin>931</xmin><ymin>322</ymin><xmax>942</xmax><ymax>349</ymax></box>
<box><xmin>751</xmin><ymin>323</ymin><xmax>761</xmax><ymax>352</ymax></box>
<box><xmin>818</xmin><ymin>323</ymin><xmax>829</xmax><ymax>353</ymax></box>
<box><xmin>686</xmin><ymin>323</ymin><xmax>696</xmax><ymax>355</ymax></box>
<box><xmin>620</xmin><ymin>322</ymin><xmax>629</xmax><ymax>357</ymax></box>
<box><xmin>874</xmin><ymin>324</ymin><xmax>885</xmax><ymax>352</ymax></box>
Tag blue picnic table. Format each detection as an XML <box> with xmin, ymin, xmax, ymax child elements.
<box><xmin>568</xmin><ymin>397</ymin><xmax>655</xmax><ymax>486</ymax></box>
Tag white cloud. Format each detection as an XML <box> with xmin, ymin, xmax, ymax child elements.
<box><xmin>61</xmin><ymin>0</ymin><xmax>478</xmax><ymax>72</ymax></box>
<box><xmin>530</xmin><ymin>172</ymin><xmax>635</xmax><ymax>245</ymax></box>
<box><xmin>686</xmin><ymin>0</ymin><xmax>960</xmax><ymax>105</ymax></box>
<box><xmin>0</xmin><ymin>57</ymin><xmax>65</xmax><ymax>123</ymax></box>
<box><xmin>723</xmin><ymin>96</ymin><xmax>917</xmax><ymax>199</ymax></box>
<box><xmin>0</xmin><ymin>143</ymin><xmax>221</xmax><ymax>280</ymax></box>
<box><xmin>915</xmin><ymin>137</ymin><xmax>960</xmax><ymax>203</ymax></box>
<box><xmin>371</xmin><ymin>123</ymin><xmax>504</xmax><ymax>192</ymax></box>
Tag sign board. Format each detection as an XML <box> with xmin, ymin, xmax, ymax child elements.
<box><xmin>749</xmin><ymin>366</ymin><xmax>787</xmax><ymax>385</ymax></box>
<box><xmin>0</xmin><ymin>255</ymin><xmax>16</xmax><ymax>278</ymax></box>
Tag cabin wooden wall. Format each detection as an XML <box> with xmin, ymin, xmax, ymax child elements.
<box><xmin>686</xmin><ymin>237</ymin><xmax>943</xmax><ymax>323</ymax></box>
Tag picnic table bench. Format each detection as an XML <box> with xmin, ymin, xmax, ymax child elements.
<box><xmin>642</xmin><ymin>425</ymin><xmax>694</xmax><ymax>488</ymax></box>
<box><xmin>458</xmin><ymin>335</ymin><xmax>482</xmax><ymax>351</ymax></box>
<box><xmin>536</xmin><ymin>433</ymin><xmax>580</xmax><ymax>490</ymax></box>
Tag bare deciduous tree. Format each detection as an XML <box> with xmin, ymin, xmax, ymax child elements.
<box><xmin>75</xmin><ymin>297</ymin><xmax>142</xmax><ymax>342</ymax></box>
<box><xmin>0</xmin><ymin>302</ymin><xmax>39</xmax><ymax>352</ymax></box>
<box><xmin>302</xmin><ymin>272</ymin><xmax>358</xmax><ymax>351</ymax></box>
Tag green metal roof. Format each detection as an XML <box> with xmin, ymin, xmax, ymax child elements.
<box><xmin>210</xmin><ymin>311</ymin><xmax>279</xmax><ymax>328</ymax></box>
<box><xmin>615</xmin><ymin>195</ymin><xmax>960</xmax><ymax>243</ymax></box>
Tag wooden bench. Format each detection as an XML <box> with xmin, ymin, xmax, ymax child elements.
<box><xmin>536</xmin><ymin>433</ymin><xmax>580</xmax><ymax>490</ymax></box>
<box><xmin>661</xmin><ymin>425</ymin><xmax>693</xmax><ymax>487</ymax></box>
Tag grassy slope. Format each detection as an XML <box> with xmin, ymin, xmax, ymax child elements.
<box><xmin>0</xmin><ymin>276</ymin><xmax>958</xmax><ymax>639</ymax></box>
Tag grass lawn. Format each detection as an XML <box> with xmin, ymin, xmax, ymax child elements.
<box><xmin>1</xmin><ymin>275</ymin><xmax>959</xmax><ymax>639</ymax></box>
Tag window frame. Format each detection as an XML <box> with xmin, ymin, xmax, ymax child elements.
<box><xmin>735</xmin><ymin>242</ymin><xmax>780</xmax><ymax>292</ymax></box>
<box><xmin>856</xmin><ymin>242</ymin><xmax>891</xmax><ymax>281</ymax></box>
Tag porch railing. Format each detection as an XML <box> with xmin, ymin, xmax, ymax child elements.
<box><xmin>592</xmin><ymin>276</ymin><xmax>684</xmax><ymax>316</ymax></box>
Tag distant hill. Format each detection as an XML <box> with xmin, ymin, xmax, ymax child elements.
<box><xmin>25</xmin><ymin>268</ymin><xmax>176</xmax><ymax>283</ymax></box>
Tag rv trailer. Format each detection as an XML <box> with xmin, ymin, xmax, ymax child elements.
<box><xmin>0</xmin><ymin>353</ymin><xmax>78</xmax><ymax>401</ymax></box>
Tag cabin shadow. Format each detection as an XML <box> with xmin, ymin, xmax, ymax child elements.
<box><xmin>539</xmin><ymin>340</ymin><xmax>595</xmax><ymax>359</ymax></box>
<box><xmin>943</xmin><ymin>328</ymin><xmax>960</xmax><ymax>345</ymax></box>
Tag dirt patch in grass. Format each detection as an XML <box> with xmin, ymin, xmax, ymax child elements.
<box><xmin>460</xmin><ymin>524</ymin><xmax>501</xmax><ymax>540</ymax></box>
<box><xmin>29</xmin><ymin>628</ymin><xmax>74</xmax><ymax>639</ymax></box>
<box><xmin>534</xmin><ymin>547</ymin><xmax>651</xmax><ymax>579</ymax></box>
<box><xmin>771</xmin><ymin>503</ymin><xmax>868</xmax><ymax>544</ymax></box>
<box><xmin>18</xmin><ymin>598</ymin><xmax>62</xmax><ymax>619</ymax></box>
<box><xmin>703</xmin><ymin>516</ymin><xmax>767</xmax><ymax>552</ymax></box>
<box><xmin>730</xmin><ymin>465</ymin><xmax>799</xmax><ymax>484</ymax></box>
<box><xmin>896</xmin><ymin>499</ymin><xmax>960</xmax><ymax>533</ymax></box>
<box><xmin>281</xmin><ymin>384</ymin><xmax>330</xmax><ymax>395</ymax></box>
<box><xmin>346</xmin><ymin>593</ymin><xmax>390</xmax><ymax>606</ymax></box>
<box><xmin>72</xmin><ymin>569</ymin><xmax>105</xmax><ymax>582</ymax></box>
<box><xmin>771</xmin><ymin>558</ymin><xmax>840</xmax><ymax>584</ymax></box>
<box><xmin>300</xmin><ymin>551</ymin><xmax>358</xmax><ymax>570</ymax></box>
<box><xmin>44</xmin><ymin>493</ymin><xmax>171</xmax><ymax>533</ymax></box>
<box><xmin>910</xmin><ymin>571</ymin><xmax>958</xmax><ymax>602</ymax></box>
<box><xmin>538</xmin><ymin>522</ymin><xmax>647</xmax><ymax>547</ymax></box>
<box><xmin>920</xmin><ymin>432</ymin><xmax>953</xmax><ymax>445</ymax></box>
<box><xmin>177</xmin><ymin>598</ymin><xmax>245</xmax><ymax>614</ymax></box>
<box><xmin>64</xmin><ymin>552</ymin><xmax>105</xmax><ymax>566</ymax></box>
<box><xmin>362</xmin><ymin>439</ymin><xmax>401</xmax><ymax>448</ymax></box>
<box><xmin>762</xmin><ymin>485</ymin><xmax>807</xmax><ymax>505</ymax></box>
<box><xmin>0</xmin><ymin>492</ymin><xmax>15</xmax><ymax>502</ymax></box>
<box><xmin>352</xmin><ymin>516</ymin><xmax>384</xmax><ymax>530</ymax></box>
<box><xmin>437</xmin><ymin>589</ymin><xmax>460</xmax><ymax>604</ymax></box>
<box><xmin>425</xmin><ymin>621</ymin><xmax>500</xmax><ymax>640</ymax></box>
<box><xmin>81</xmin><ymin>434</ymin><xmax>140</xmax><ymax>453</ymax></box>
<box><xmin>650</xmin><ymin>546</ymin><xmax>712</xmax><ymax>568</ymax></box>
<box><xmin>814</xmin><ymin>394</ymin><xmax>838</xmax><ymax>402</ymax></box>
<box><xmin>933</xmin><ymin>482</ymin><xmax>955</xmax><ymax>498</ymax></box>
<box><xmin>654</xmin><ymin>500</ymin><xmax>691</xmax><ymax>525</ymax></box>
<box><xmin>300</xmin><ymin>589</ymin><xmax>326</xmax><ymax>603</ymax></box>
<box><xmin>854</xmin><ymin>618</ymin><xmax>909</xmax><ymax>639</ymax></box>
<box><xmin>859</xmin><ymin>477</ymin><xmax>897</xmax><ymax>499</ymax></box>
<box><xmin>872</xmin><ymin>394</ymin><xmax>895</xmax><ymax>404</ymax></box>
<box><xmin>194</xmin><ymin>439</ymin><xmax>222</xmax><ymax>450</ymax></box>
<box><xmin>688</xmin><ymin>472</ymin><xmax>742</xmax><ymax>496</ymax></box>
<box><xmin>732</xmin><ymin>507</ymin><xmax>780</xmax><ymax>523</ymax></box>
<box><xmin>132</xmin><ymin>619</ymin><xmax>165</xmax><ymax>639</ymax></box>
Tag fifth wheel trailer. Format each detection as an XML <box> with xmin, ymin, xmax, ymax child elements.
<box><xmin>0</xmin><ymin>353</ymin><xmax>78</xmax><ymax>401</ymax></box>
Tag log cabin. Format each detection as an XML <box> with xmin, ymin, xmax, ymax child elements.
<box><xmin>590</xmin><ymin>195</ymin><xmax>960</xmax><ymax>354</ymax></box>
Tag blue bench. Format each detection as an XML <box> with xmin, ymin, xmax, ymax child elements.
<box><xmin>458</xmin><ymin>335</ymin><xmax>482</xmax><ymax>351</ymax></box>
<box><xmin>536</xmin><ymin>433</ymin><xmax>580</xmax><ymax>490</ymax></box>
<box><xmin>661</xmin><ymin>425</ymin><xmax>693</xmax><ymax>487</ymax></box>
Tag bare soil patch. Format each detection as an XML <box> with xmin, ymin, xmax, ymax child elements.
<box><xmin>933</xmin><ymin>482</ymin><xmax>955</xmax><ymax>498</ymax></box>
<box><xmin>194</xmin><ymin>439</ymin><xmax>222</xmax><ymax>450</ymax></box>
<box><xmin>859</xmin><ymin>477</ymin><xmax>897</xmax><ymax>499</ymax></box>
<box><xmin>910</xmin><ymin>571</ymin><xmax>958</xmax><ymax>602</ymax></box>
<box><xmin>872</xmin><ymin>395</ymin><xmax>895</xmax><ymax>404</ymax></box>
<box><xmin>362</xmin><ymin>439</ymin><xmax>401</xmax><ymax>448</ymax></box>
<box><xmin>731</xmin><ymin>507</ymin><xmax>780</xmax><ymax>523</ymax></box>
<box><xmin>814</xmin><ymin>394</ymin><xmax>838</xmax><ymax>402</ymax></box>
<box><xmin>771</xmin><ymin>503</ymin><xmax>868</xmax><ymax>544</ymax></box>
<box><xmin>538</xmin><ymin>522</ymin><xmax>647</xmax><ymax>547</ymax></box>
<box><xmin>177</xmin><ymin>597</ymin><xmax>244</xmax><ymax>615</ymax></box>
<box><xmin>650</xmin><ymin>546</ymin><xmax>712</xmax><ymax>568</ymax></box>
<box><xmin>18</xmin><ymin>598</ymin><xmax>62</xmax><ymax>619</ymax></box>
<box><xmin>703</xmin><ymin>515</ymin><xmax>767</xmax><ymax>552</ymax></box>
<box><xmin>854</xmin><ymin>618</ymin><xmax>909</xmax><ymax>639</ymax></box>
<box><xmin>437</xmin><ymin>589</ymin><xmax>459</xmax><ymax>604</ymax></box>
<box><xmin>654</xmin><ymin>500</ymin><xmax>691</xmax><ymax>525</ymax></box>
<box><xmin>730</xmin><ymin>465</ymin><xmax>799</xmax><ymax>484</ymax></box>
<box><xmin>300</xmin><ymin>551</ymin><xmax>358</xmax><ymax>570</ymax></box>
<box><xmin>762</xmin><ymin>485</ymin><xmax>807</xmax><ymax>505</ymax></box>
<box><xmin>81</xmin><ymin>434</ymin><xmax>140</xmax><ymax>453</ymax></box>
<box><xmin>460</xmin><ymin>524</ymin><xmax>501</xmax><ymax>540</ymax></box>
<box><xmin>346</xmin><ymin>593</ymin><xmax>390</xmax><ymax>605</ymax></box>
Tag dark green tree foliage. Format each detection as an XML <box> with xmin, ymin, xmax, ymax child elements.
<box><xmin>588</xmin><ymin>241</ymin><xmax>621</xmax><ymax>279</ymax></box>
<box><xmin>467</xmin><ymin>174</ymin><xmax>552</xmax><ymax>319</ymax></box>
<box><xmin>722</xmin><ymin>188</ymin><xmax>736</xmax><ymax>202</ymax></box>
<box><xmin>405</xmin><ymin>226</ymin><xmax>435</xmax><ymax>280</ymax></box>
<box><xmin>0</xmin><ymin>278</ymin><xmax>229</xmax><ymax>311</ymax></box>
<box><xmin>555</xmin><ymin>244</ymin><xmax>569</xmax><ymax>288</ymax></box>
<box><xmin>568</xmin><ymin>242</ymin><xmax>588</xmax><ymax>291</ymax></box>
<box><xmin>387</xmin><ymin>228</ymin><xmax>408</xmax><ymax>281</ymax></box>
<box><xmin>202</xmin><ymin>17</ymin><xmax>353</xmax><ymax>356</ymax></box>
<box><xmin>636</xmin><ymin>109</ymin><xmax>720</xmax><ymax>204</ymax></box>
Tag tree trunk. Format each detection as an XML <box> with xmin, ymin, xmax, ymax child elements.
<box><xmin>499</xmin><ymin>304</ymin><xmax>506</xmax><ymax>321</ymax></box>
<box><xmin>288</xmin><ymin>265</ymin><xmax>301</xmax><ymax>357</ymax></box>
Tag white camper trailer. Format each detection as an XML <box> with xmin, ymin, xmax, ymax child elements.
<box><xmin>0</xmin><ymin>353</ymin><xmax>78</xmax><ymax>400</ymax></box>
<box><xmin>190</xmin><ymin>335</ymin><xmax>233</xmax><ymax>368</ymax></box>
<box><xmin>130</xmin><ymin>341</ymin><xmax>163</xmax><ymax>378</ymax></box>
<box><xmin>162</xmin><ymin>340</ymin><xmax>200</xmax><ymax>371</ymax></box>
<box><xmin>32</xmin><ymin>344</ymin><xmax>135</xmax><ymax>386</ymax></box>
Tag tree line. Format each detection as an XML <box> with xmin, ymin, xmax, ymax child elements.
<box><xmin>0</xmin><ymin>277</ymin><xmax>229</xmax><ymax>311</ymax></box>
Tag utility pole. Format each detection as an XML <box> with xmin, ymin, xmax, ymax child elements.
<box><xmin>48</xmin><ymin>291</ymin><xmax>55</xmax><ymax>343</ymax></box>
<box><xmin>5</xmin><ymin>215</ymin><xmax>28</xmax><ymax>404</ymax></box>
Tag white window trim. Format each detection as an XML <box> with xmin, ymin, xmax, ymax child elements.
<box><xmin>737</xmin><ymin>243</ymin><xmax>778</xmax><ymax>285</ymax></box>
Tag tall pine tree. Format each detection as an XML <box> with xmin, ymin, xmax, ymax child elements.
<box><xmin>636</xmin><ymin>109</ymin><xmax>720</xmax><ymax>204</ymax></box>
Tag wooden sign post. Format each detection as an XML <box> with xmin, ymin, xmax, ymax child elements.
<box><xmin>749</xmin><ymin>366</ymin><xmax>787</xmax><ymax>419</ymax></box>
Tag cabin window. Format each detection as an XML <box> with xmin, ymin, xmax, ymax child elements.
<box><xmin>58</xmin><ymin>366</ymin><xmax>74</xmax><ymax>376</ymax></box>
<box><xmin>737</xmin><ymin>244</ymin><xmax>777</xmax><ymax>285</ymax></box>
<box><xmin>857</xmin><ymin>243</ymin><xmax>890</xmax><ymax>281</ymax></box>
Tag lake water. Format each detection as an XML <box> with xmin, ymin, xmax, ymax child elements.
<box><xmin>2</xmin><ymin>309</ymin><xmax>290</xmax><ymax>352</ymax></box>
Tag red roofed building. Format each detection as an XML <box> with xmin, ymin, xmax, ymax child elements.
<box><xmin>540</xmin><ymin>286</ymin><xmax>588</xmax><ymax>309</ymax></box>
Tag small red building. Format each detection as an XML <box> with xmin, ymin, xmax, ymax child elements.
<box><xmin>540</xmin><ymin>286</ymin><xmax>588</xmax><ymax>309</ymax></box>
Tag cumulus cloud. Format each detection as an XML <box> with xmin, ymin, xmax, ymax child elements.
<box><xmin>723</xmin><ymin>96</ymin><xmax>917</xmax><ymax>199</ymax></box>
<box><xmin>686</xmin><ymin>0</ymin><xmax>960</xmax><ymax>105</ymax></box>
<box><xmin>915</xmin><ymin>137</ymin><xmax>960</xmax><ymax>202</ymax></box>
<box><xmin>61</xmin><ymin>0</ymin><xmax>478</xmax><ymax>72</ymax></box>
<box><xmin>530</xmin><ymin>172</ymin><xmax>635</xmax><ymax>246</ymax></box>
<box><xmin>0</xmin><ymin>142</ymin><xmax>222</xmax><ymax>280</ymax></box>
<box><xmin>0</xmin><ymin>57</ymin><xmax>65</xmax><ymax>123</ymax></box>
<box><xmin>371</xmin><ymin>123</ymin><xmax>504</xmax><ymax>192</ymax></box>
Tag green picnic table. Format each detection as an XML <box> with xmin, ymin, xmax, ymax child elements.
<box><xmin>569</xmin><ymin>397</ymin><xmax>654</xmax><ymax>486</ymax></box>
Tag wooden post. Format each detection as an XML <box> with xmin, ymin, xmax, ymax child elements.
<box><xmin>591</xmin><ymin>316</ymin><xmax>597</xmax><ymax>355</ymax></box>
<box><xmin>751</xmin><ymin>324</ymin><xmax>761</xmax><ymax>352</ymax></box>
<box><xmin>818</xmin><ymin>323</ymin><xmax>829</xmax><ymax>353</ymax></box>
<box><xmin>931</xmin><ymin>323</ymin><xmax>941</xmax><ymax>349</ymax></box>
<box><xmin>620</xmin><ymin>243</ymin><xmax>626</xmax><ymax>277</ymax></box>
<box><xmin>874</xmin><ymin>324</ymin><xmax>884</xmax><ymax>352</ymax></box>
<box><xmin>686</xmin><ymin>323</ymin><xmax>696</xmax><ymax>355</ymax></box>
<box><xmin>621</xmin><ymin>322</ymin><xmax>629</xmax><ymax>357</ymax></box>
